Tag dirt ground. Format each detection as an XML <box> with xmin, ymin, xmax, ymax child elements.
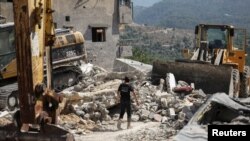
<box><xmin>74</xmin><ymin>121</ymin><xmax>161</xmax><ymax>141</ymax></box>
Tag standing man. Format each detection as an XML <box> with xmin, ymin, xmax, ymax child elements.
<box><xmin>117</xmin><ymin>76</ymin><xmax>139</xmax><ymax>129</ymax></box>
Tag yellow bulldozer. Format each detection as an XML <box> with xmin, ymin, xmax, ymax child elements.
<box><xmin>152</xmin><ymin>24</ymin><xmax>250</xmax><ymax>98</ymax></box>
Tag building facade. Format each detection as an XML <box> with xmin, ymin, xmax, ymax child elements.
<box><xmin>0</xmin><ymin>0</ymin><xmax>133</xmax><ymax>70</ymax></box>
<box><xmin>53</xmin><ymin>0</ymin><xmax>132</xmax><ymax>70</ymax></box>
<box><xmin>0</xmin><ymin>0</ymin><xmax>13</xmax><ymax>22</ymax></box>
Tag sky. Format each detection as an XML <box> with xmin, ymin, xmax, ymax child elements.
<box><xmin>132</xmin><ymin>0</ymin><xmax>161</xmax><ymax>7</ymax></box>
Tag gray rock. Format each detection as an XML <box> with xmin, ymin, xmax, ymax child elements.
<box><xmin>160</xmin><ymin>98</ymin><xmax>168</xmax><ymax>108</ymax></box>
<box><xmin>178</xmin><ymin>112</ymin><xmax>185</xmax><ymax>121</ymax></box>
<box><xmin>84</xmin><ymin>114</ymin><xmax>90</xmax><ymax>120</ymax></box>
<box><xmin>94</xmin><ymin>112</ymin><xmax>101</xmax><ymax>118</ymax></box>
<box><xmin>158</xmin><ymin>79</ymin><xmax>165</xmax><ymax>91</ymax></box>
<box><xmin>169</xmin><ymin>108</ymin><xmax>176</xmax><ymax>119</ymax></box>
<box><xmin>148</xmin><ymin>112</ymin><xmax>155</xmax><ymax>119</ymax></box>
<box><xmin>182</xmin><ymin>106</ymin><xmax>193</xmax><ymax>120</ymax></box>
<box><xmin>141</xmin><ymin>109</ymin><xmax>150</xmax><ymax>120</ymax></box>
<box><xmin>104</xmin><ymin>115</ymin><xmax>112</xmax><ymax>121</ymax></box>
<box><xmin>131</xmin><ymin>114</ymin><xmax>140</xmax><ymax>122</ymax></box>
<box><xmin>161</xmin><ymin>116</ymin><xmax>168</xmax><ymax>123</ymax></box>
<box><xmin>161</xmin><ymin>110</ymin><xmax>168</xmax><ymax>116</ymax></box>
<box><xmin>177</xmin><ymin>80</ymin><xmax>189</xmax><ymax>86</ymax></box>
<box><xmin>101</xmin><ymin>121</ymin><xmax>108</xmax><ymax>125</ymax></box>
<box><xmin>75</xmin><ymin>110</ymin><xmax>85</xmax><ymax>117</ymax></box>
<box><xmin>153</xmin><ymin>114</ymin><xmax>162</xmax><ymax>122</ymax></box>
<box><xmin>74</xmin><ymin>85</ymin><xmax>83</xmax><ymax>92</ymax></box>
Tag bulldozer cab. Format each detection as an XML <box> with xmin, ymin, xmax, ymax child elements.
<box><xmin>195</xmin><ymin>24</ymin><xmax>233</xmax><ymax>49</ymax></box>
<box><xmin>194</xmin><ymin>24</ymin><xmax>247</xmax><ymax>72</ymax></box>
<box><xmin>0</xmin><ymin>22</ymin><xmax>15</xmax><ymax>77</ymax></box>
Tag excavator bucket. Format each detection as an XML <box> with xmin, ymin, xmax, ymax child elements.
<box><xmin>152</xmin><ymin>60</ymin><xmax>234</xmax><ymax>95</ymax></box>
<box><xmin>0</xmin><ymin>123</ymin><xmax>74</xmax><ymax>141</ymax></box>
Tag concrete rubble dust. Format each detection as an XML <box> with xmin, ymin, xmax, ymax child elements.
<box><xmin>0</xmin><ymin>59</ymin><xmax>249</xmax><ymax>141</ymax></box>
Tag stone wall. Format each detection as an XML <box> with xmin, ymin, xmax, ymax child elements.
<box><xmin>53</xmin><ymin>0</ymin><xmax>121</xmax><ymax>70</ymax></box>
<box><xmin>0</xmin><ymin>2</ymin><xmax>13</xmax><ymax>22</ymax></box>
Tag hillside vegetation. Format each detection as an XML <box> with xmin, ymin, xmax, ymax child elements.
<box><xmin>134</xmin><ymin>0</ymin><xmax>250</xmax><ymax>30</ymax></box>
<box><xmin>120</xmin><ymin>25</ymin><xmax>193</xmax><ymax>64</ymax></box>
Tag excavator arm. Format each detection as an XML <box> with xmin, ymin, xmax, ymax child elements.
<box><xmin>5</xmin><ymin>0</ymin><xmax>75</xmax><ymax>140</ymax></box>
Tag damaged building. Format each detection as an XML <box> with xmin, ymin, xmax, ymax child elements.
<box><xmin>53</xmin><ymin>0</ymin><xmax>133</xmax><ymax>70</ymax></box>
<box><xmin>0</xmin><ymin>0</ymin><xmax>133</xmax><ymax>70</ymax></box>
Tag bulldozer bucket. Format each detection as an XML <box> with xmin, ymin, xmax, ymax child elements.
<box><xmin>152</xmin><ymin>61</ymin><xmax>233</xmax><ymax>95</ymax></box>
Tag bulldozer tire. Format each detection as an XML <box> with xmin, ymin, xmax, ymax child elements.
<box><xmin>232</xmin><ymin>69</ymin><xmax>240</xmax><ymax>98</ymax></box>
<box><xmin>240</xmin><ymin>66</ymin><xmax>250</xmax><ymax>98</ymax></box>
<box><xmin>7</xmin><ymin>91</ymin><xmax>19</xmax><ymax>111</ymax></box>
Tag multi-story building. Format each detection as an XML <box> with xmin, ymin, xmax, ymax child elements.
<box><xmin>0</xmin><ymin>0</ymin><xmax>133</xmax><ymax>70</ymax></box>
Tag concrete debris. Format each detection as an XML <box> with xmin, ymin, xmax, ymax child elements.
<box><xmin>157</xmin><ymin>78</ymin><xmax>165</xmax><ymax>91</ymax></box>
<box><xmin>140</xmin><ymin>109</ymin><xmax>151</xmax><ymax>120</ymax></box>
<box><xmin>153</xmin><ymin>114</ymin><xmax>162</xmax><ymax>122</ymax></box>
<box><xmin>174</xmin><ymin>93</ymin><xmax>250</xmax><ymax>141</ymax></box>
<box><xmin>169</xmin><ymin>108</ymin><xmax>176</xmax><ymax>119</ymax></box>
<box><xmin>131</xmin><ymin>114</ymin><xmax>140</xmax><ymax>122</ymax></box>
<box><xmin>0</xmin><ymin>117</ymin><xmax>12</xmax><ymax>127</ymax></box>
<box><xmin>0</xmin><ymin>62</ymin><xmax>231</xmax><ymax>140</ymax></box>
<box><xmin>59</xmin><ymin>113</ymin><xmax>96</xmax><ymax>134</ymax></box>
<box><xmin>166</xmin><ymin>73</ymin><xmax>176</xmax><ymax>93</ymax></box>
<box><xmin>161</xmin><ymin>116</ymin><xmax>168</xmax><ymax>123</ymax></box>
<box><xmin>113</xmin><ymin>58</ymin><xmax>152</xmax><ymax>75</ymax></box>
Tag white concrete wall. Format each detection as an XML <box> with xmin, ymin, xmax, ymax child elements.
<box><xmin>53</xmin><ymin>0</ymin><xmax>121</xmax><ymax>70</ymax></box>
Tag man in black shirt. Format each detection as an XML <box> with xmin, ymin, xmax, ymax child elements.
<box><xmin>117</xmin><ymin>76</ymin><xmax>139</xmax><ymax>129</ymax></box>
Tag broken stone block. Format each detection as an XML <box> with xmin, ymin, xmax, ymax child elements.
<box><xmin>146</xmin><ymin>96</ymin><xmax>152</xmax><ymax>100</ymax></box>
<box><xmin>101</xmin><ymin>121</ymin><xmax>108</xmax><ymax>125</ymax></box>
<box><xmin>158</xmin><ymin>78</ymin><xmax>165</xmax><ymax>91</ymax></box>
<box><xmin>94</xmin><ymin>72</ymin><xmax>108</xmax><ymax>81</ymax></box>
<box><xmin>175</xmin><ymin>119</ymin><xmax>185</xmax><ymax>129</ymax></box>
<box><xmin>155</xmin><ymin>90</ymin><xmax>171</xmax><ymax>99</ymax></box>
<box><xmin>161</xmin><ymin>116</ymin><xmax>168</xmax><ymax>123</ymax></box>
<box><xmin>74</xmin><ymin>84</ymin><xmax>83</xmax><ymax>92</ymax></box>
<box><xmin>153</xmin><ymin>114</ymin><xmax>162</xmax><ymax>122</ymax></box>
<box><xmin>145</xmin><ymin>99</ymin><xmax>151</xmax><ymax>103</ymax></box>
<box><xmin>177</xmin><ymin>80</ymin><xmax>189</xmax><ymax>87</ymax></box>
<box><xmin>178</xmin><ymin>112</ymin><xmax>185</xmax><ymax>121</ymax></box>
<box><xmin>84</xmin><ymin>114</ymin><xmax>90</xmax><ymax>120</ymax></box>
<box><xmin>148</xmin><ymin>112</ymin><xmax>155</xmax><ymax>119</ymax></box>
<box><xmin>144</xmin><ymin>103</ymin><xmax>150</xmax><ymax>110</ymax></box>
<box><xmin>182</xmin><ymin>106</ymin><xmax>193</xmax><ymax>120</ymax></box>
<box><xmin>75</xmin><ymin>110</ymin><xmax>85</xmax><ymax>117</ymax></box>
<box><xmin>160</xmin><ymin>98</ymin><xmax>168</xmax><ymax>108</ymax></box>
<box><xmin>94</xmin><ymin>112</ymin><xmax>101</xmax><ymax>119</ymax></box>
<box><xmin>150</xmin><ymin>106</ymin><xmax>158</xmax><ymax>112</ymax></box>
<box><xmin>104</xmin><ymin>115</ymin><xmax>112</xmax><ymax>121</ymax></box>
<box><xmin>140</xmin><ymin>109</ymin><xmax>150</xmax><ymax>120</ymax></box>
<box><xmin>166</xmin><ymin>73</ymin><xmax>176</xmax><ymax>93</ymax></box>
<box><xmin>89</xmin><ymin>85</ymin><xmax>95</xmax><ymax>92</ymax></box>
<box><xmin>191</xmin><ymin>83</ymin><xmax>195</xmax><ymax>89</ymax></box>
<box><xmin>169</xmin><ymin>108</ymin><xmax>176</xmax><ymax>119</ymax></box>
<box><xmin>161</xmin><ymin>110</ymin><xmax>168</xmax><ymax>116</ymax></box>
<box><xmin>131</xmin><ymin>114</ymin><xmax>140</xmax><ymax>122</ymax></box>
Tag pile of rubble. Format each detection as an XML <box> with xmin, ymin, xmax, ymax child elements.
<box><xmin>0</xmin><ymin>60</ymin><xmax>209</xmax><ymax>139</ymax></box>
<box><xmin>57</xmin><ymin>62</ymin><xmax>208</xmax><ymax>138</ymax></box>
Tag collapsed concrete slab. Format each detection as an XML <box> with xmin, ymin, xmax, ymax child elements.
<box><xmin>174</xmin><ymin>93</ymin><xmax>250</xmax><ymax>141</ymax></box>
<box><xmin>113</xmin><ymin>58</ymin><xmax>152</xmax><ymax>75</ymax></box>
